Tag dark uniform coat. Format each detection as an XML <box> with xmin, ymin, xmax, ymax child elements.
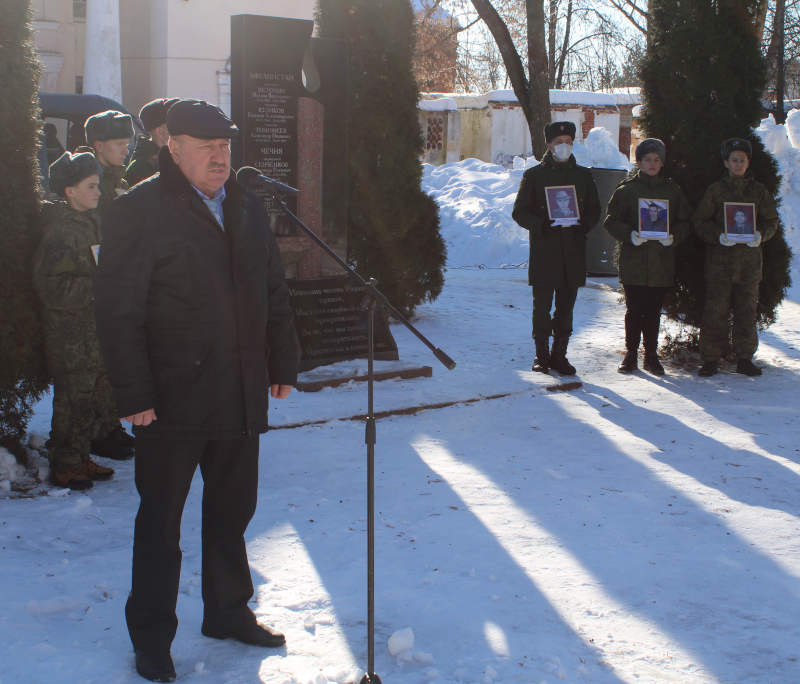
<box><xmin>94</xmin><ymin>146</ymin><xmax>300</xmax><ymax>439</ymax></box>
<box><xmin>511</xmin><ymin>150</ymin><xmax>601</xmax><ymax>288</ymax></box>
<box><xmin>124</xmin><ymin>135</ymin><xmax>161</xmax><ymax>187</ymax></box>
<box><xmin>604</xmin><ymin>170</ymin><xmax>693</xmax><ymax>287</ymax></box>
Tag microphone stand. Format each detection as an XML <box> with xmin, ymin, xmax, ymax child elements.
<box><xmin>255</xmin><ymin>183</ymin><xmax>456</xmax><ymax>684</ymax></box>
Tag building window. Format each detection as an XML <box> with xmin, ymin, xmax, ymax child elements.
<box><xmin>75</xmin><ymin>76</ymin><xmax>83</xmax><ymax>94</ymax></box>
<box><xmin>73</xmin><ymin>0</ymin><xmax>86</xmax><ymax>21</ymax></box>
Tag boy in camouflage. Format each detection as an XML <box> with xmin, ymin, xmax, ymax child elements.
<box><xmin>80</xmin><ymin>110</ymin><xmax>133</xmax><ymax>217</ymax></box>
<box><xmin>605</xmin><ymin>138</ymin><xmax>693</xmax><ymax>374</ymax></box>
<box><xmin>693</xmin><ymin>138</ymin><xmax>779</xmax><ymax>377</ymax></box>
<box><xmin>33</xmin><ymin>152</ymin><xmax>133</xmax><ymax>490</ymax></box>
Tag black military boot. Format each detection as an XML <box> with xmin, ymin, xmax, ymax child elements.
<box><xmin>90</xmin><ymin>425</ymin><xmax>135</xmax><ymax>460</ymax></box>
<box><xmin>698</xmin><ymin>361</ymin><xmax>718</xmax><ymax>377</ymax></box>
<box><xmin>642</xmin><ymin>352</ymin><xmax>665</xmax><ymax>375</ymax></box>
<box><xmin>549</xmin><ymin>335</ymin><xmax>576</xmax><ymax>376</ymax></box>
<box><xmin>618</xmin><ymin>349</ymin><xmax>638</xmax><ymax>373</ymax></box>
<box><xmin>532</xmin><ymin>339</ymin><xmax>550</xmax><ymax>373</ymax></box>
<box><xmin>135</xmin><ymin>650</ymin><xmax>176</xmax><ymax>683</ymax></box>
<box><xmin>736</xmin><ymin>358</ymin><xmax>762</xmax><ymax>376</ymax></box>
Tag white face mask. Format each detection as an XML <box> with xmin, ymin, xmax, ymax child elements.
<box><xmin>553</xmin><ymin>143</ymin><xmax>573</xmax><ymax>162</ymax></box>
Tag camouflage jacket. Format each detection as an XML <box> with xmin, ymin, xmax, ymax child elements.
<box><xmin>32</xmin><ymin>201</ymin><xmax>105</xmax><ymax>374</ymax></box>
<box><xmin>604</xmin><ymin>170</ymin><xmax>693</xmax><ymax>287</ymax></box>
<box><xmin>693</xmin><ymin>171</ymin><xmax>779</xmax><ymax>283</ymax></box>
<box><xmin>124</xmin><ymin>135</ymin><xmax>160</xmax><ymax>187</ymax></box>
<box><xmin>512</xmin><ymin>150</ymin><xmax>602</xmax><ymax>288</ymax></box>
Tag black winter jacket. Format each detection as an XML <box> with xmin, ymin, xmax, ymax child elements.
<box><xmin>94</xmin><ymin>146</ymin><xmax>300</xmax><ymax>438</ymax></box>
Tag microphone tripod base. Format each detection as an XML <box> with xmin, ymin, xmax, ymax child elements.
<box><xmin>359</xmin><ymin>674</ymin><xmax>383</xmax><ymax>684</ymax></box>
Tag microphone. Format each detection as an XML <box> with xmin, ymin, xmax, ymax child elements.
<box><xmin>236</xmin><ymin>166</ymin><xmax>300</xmax><ymax>197</ymax></box>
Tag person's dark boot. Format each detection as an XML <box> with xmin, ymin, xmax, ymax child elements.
<box><xmin>80</xmin><ymin>459</ymin><xmax>115</xmax><ymax>481</ymax></box>
<box><xmin>618</xmin><ymin>349</ymin><xmax>638</xmax><ymax>373</ymax></box>
<box><xmin>135</xmin><ymin>650</ymin><xmax>176</xmax><ymax>682</ymax></box>
<box><xmin>549</xmin><ymin>336</ymin><xmax>576</xmax><ymax>376</ymax></box>
<box><xmin>642</xmin><ymin>352</ymin><xmax>665</xmax><ymax>375</ymax></box>
<box><xmin>532</xmin><ymin>339</ymin><xmax>550</xmax><ymax>373</ymax></box>
<box><xmin>698</xmin><ymin>361</ymin><xmax>718</xmax><ymax>377</ymax></box>
<box><xmin>202</xmin><ymin>621</ymin><xmax>286</xmax><ymax>648</ymax></box>
<box><xmin>50</xmin><ymin>468</ymin><xmax>94</xmax><ymax>490</ymax></box>
<box><xmin>736</xmin><ymin>358</ymin><xmax>762</xmax><ymax>376</ymax></box>
<box><xmin>90</xmin><ymin>425</ymin><xmax>135</xmax><ymax>461</ymax></box>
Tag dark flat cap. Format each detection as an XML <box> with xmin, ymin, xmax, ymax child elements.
<box><xmin>545</xmin><ymin>120</ymin><xmax>577</xmax><ymax>143</ymax></box>
<box><xmin>635</xmin><ymin>138</ymin><xmax>666</xmax><ymax>163</ymax></box>
<box><xmin>85</xmin><ymin>110</ymin><xmax>134</xmax><ymax>145</ymax></box>
<box><xmin>139</xmin><ymin>97</ymin><xmax>180</xmax><ymax>132</ymax></box>
<box><xmin>167</xmin><ymin>99</ymin><xmax>238</xmax><ymax>140</ymax></box>
<box><xmin>49</xmin><ymin>151</ymin><xmax>103</xmax><ymax>197</ymax></box>
<box><xmin>721</xmin><ymin>137</ymin><xmax>752</xmax><ymax>160</ymax></box>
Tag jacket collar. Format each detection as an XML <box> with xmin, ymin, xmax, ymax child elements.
<box><xmin>634</xmin><ymin>169</ymin><xmax>662</xmax><ymax>187</ymax></box>
<box><xmin>721</xmin><ymin>168</ymin><xmax>755</xmax><ymax>188</ymax></box>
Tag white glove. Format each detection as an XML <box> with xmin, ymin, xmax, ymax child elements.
<box><xmin>748</xmin><ymin>231</ymin><xmax>762</xmax><ymax>247</ymax></box>
<box><xmin>719</xmin><ymin>233</ymin><xmax>736</xmax><ymax>247</ymax></box>
<box><xmin>631</xmin><ymin>231</ymin><xmax>646</xmax><ymax>246</ymax></box>
<box><xmin>659</xmin><ymin>235</ymin><xmax>674</xmax><ymax>247</ymax></box>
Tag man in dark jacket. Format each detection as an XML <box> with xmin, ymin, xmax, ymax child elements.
<box><xmin>512</xmin><ymin>121</ymin><xmax>601</xmax><ymax>375</ymax></box>
<box><xmin>125</xmin><ymin>98</ymin><xmax>179</xmax><ymax>187</ymax></box>
<box><xmin>94</xmin><ymin>99</ymin><xmax>300</xmax><ymax>683</ymax></box>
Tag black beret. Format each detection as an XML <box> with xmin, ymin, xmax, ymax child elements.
<box><xmin>544</xmin><ymin>120</ymin><xmax>577</xmax><ymax>143</ymax></box>
<box><xmin>139</xmin><ymin>98</ymin><xmax>180</xmax><ymax>132</ymax></box>
<box><xmin>49</xmin><ymin>151</ymin><xmax>103</xmax><ymax>197</ymax></box>
<box><xmin>167</xmin><ymin>99</ymin><xmax>239</xmax><ymax>140</ymax></box>
<box><xmin>635</xmin><ymin>138</ymin><xmax>666</xmax><ymax>163</ymax></box>
<box><xmin>721</xmin><ymin>137</ymin><xmax>752</xmax><ymax>160</ymax></box>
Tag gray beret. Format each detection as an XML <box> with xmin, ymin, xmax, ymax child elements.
<box><xmin>545</xmin><ymin>120</ymin><xmax>576</xmax><ymax>143</ymax></box>
<box><xmin>167</xmin><ymin>99</ymin><xmax>239</xmax><ymax>140</ymax></box>
<box><xmin>85</xmin><ymin>110</ymin><xmax>134</xmax><ymax>144</ymax></box>
<box><xmin>139</xmin><ymin>97</ymin><xmax>180</xmax><ymax>132</ymax></box>
<box><xmin>635</xmin><ymin>138</ymin><xmax>666</xmax><ymax>163</ymax></box>
<box><xmin>721</xmin><ymin>137</ymin><xmax>752</xmax><ymax>160</ymax></box>
<box><xmin>49</xmin><ymin>151</ymin><xmax>103</xmax><ymax>197</ymax></box>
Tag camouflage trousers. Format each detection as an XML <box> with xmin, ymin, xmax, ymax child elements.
<box><xmin>47</xmin><ymin>370</ymin><xmax>121</xmax><ymax>473</ymax></box>
<box><xmin>699</xmin><ymin>280</ymin><xmax>759</xmax><ymax>361</ymax></box>
<box><xmin>531</xmin><ymin>286</ymin><xmax>578</xmax><ymax>340</ymax></box>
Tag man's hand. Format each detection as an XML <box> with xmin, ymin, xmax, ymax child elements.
<box><xmin>631</xmin><ymin>231</ymin><xmax>646</xmax><ymax>246</ymax></box>
<box><xmin>271</xmin><ymin>385</ymin><xmax>293</xmax><ymax>399</ymax></box>
<box><xmin>748</xmin><ymin>230</ymin><xmax>762</xmax><ymax>247</ymax></box>
<box><xmin>124</xmin><ymin>409</ymin><xmax>157</xmax><ymax>426</ymax></box>
<box><xmin>719</xmin><ymin>233</ymin><xmax>736</xmax><ymax>247</ymax></box>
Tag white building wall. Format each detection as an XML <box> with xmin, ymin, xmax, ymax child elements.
<box><xmin>594</xmin><ymin>112</ymin><xmax>620</xmax><ymax>144</ymax></box>
<box><xmin>489</xmin><ymin>106</ymin><xmax>531</xmax><ymax>167</ymax></box>
<box><xmin>552</xmin><ymin>108</ymin><xmax>585</xmax><ymax>141</ymax></box>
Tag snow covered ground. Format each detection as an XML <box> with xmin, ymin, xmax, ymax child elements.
<box><xmin>2</xmin><ymin>121</ymin><xmax>800</xmax><ymax>684</ymax></box>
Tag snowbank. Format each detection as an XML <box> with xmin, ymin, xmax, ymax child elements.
<box><xmin>422</xmin><ymin>128</ymin><xmax>631</xmax><ymax>268</ymax></box>
<box><xmin>420</xmin><ymin>89</ymin><xmax>618</xmax><ymax>110</ymax></box>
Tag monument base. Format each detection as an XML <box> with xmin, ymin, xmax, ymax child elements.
<box><xmin>296</xmin><ymin>361</ymin><xmax>432</xmax><ymax>392</ymax></box>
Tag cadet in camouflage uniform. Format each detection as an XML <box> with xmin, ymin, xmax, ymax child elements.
<box><xmin>33</xmin><ymin>153</ymin><xmax>132</xmax><ymax>489</ymax></box>
<box><xmin>81</xmin><ymin>110</ymin><xmax>134</xmax><ymax>217</ymax></box>
<box><xmin>512</xmin><ymin>120</ymin><xmax>601</xmax><ymax>375</ymax></box>
<box><xmin>125</xmin><ymin>98</ymin><xmax>179</xmax><ymax>187</ymax></box>
<box><xmin>693</xmin><ymin>138</ymin><xmax>779</xmax><ymax>377</ymax></box>
<box><xmin>605</xmin><ymin>138</ymin><xmax>693</xmax><ymax>375</ymax></box>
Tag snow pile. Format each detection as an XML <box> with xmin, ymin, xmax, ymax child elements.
<box><xmin>422</xmin><ymin>127</ymin><xmax>630</xmax><ymax>268</ymax></box>
<box><xmin>756</xmin><ymin>114</ymin><xmax>800</xmax><ymax>281</ymax></box>
<box><xmin>0</xmin><ymin>448</ymin><xmax>26</xmax><ymax>490</ymax></box>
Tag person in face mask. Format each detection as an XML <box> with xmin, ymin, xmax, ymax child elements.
<box><xmin>512</xmin><ymin>120</ymin><xmax>601</xmax><ymax>376</ymax></box>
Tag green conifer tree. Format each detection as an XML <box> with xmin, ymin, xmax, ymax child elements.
<box><xmin>316</xmin><ymin>0</ymin><xmax>446</xmax><ymax>317</ymax></box>
<box><xmin>640</xmin><ymin>0</ymin><xmax>793</xmax><ymax>342</ymax></box>
<box><xmin>0</xmin><ymin>1</ymin><xmax>49</xmax><ymax>459</ymax></box>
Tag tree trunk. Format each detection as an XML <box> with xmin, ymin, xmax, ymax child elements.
<box><xmin>526</xmin><ymin>0</ymin><xmax>551</xmax><ymax>157</ymax></box>
<box><xmin>775</xmin><ymin>0</ymin><xmax>786</xmax><ymax>124</ymax></box>
<box><xmin>555</xmin><ymin>0</ymin><xmax>572</xmax><ymax>89</ymax></box>
<box><xmin>470</xmin><ymin>0</ymin><xmax>551</xmax><ymax>158</ymax></box>
<box><xmin>548</xmin><ymin>0</ymin><xmax>557</xmax><ymax>87</ymax></box>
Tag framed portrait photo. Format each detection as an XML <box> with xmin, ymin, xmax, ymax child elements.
<box><xmin>638</xmin><ymin>199</ymin><xmax>669</xmax><ymax>239</ymax></box>
<box><xmin>545</xmin><ymin>185</ymin><xmax>580</xmax><ymax>226</ymax></box>
<box><xmin>724</xmin><ymin>202</ymin><xmax>756</xmax><ymax>242</ymax></box>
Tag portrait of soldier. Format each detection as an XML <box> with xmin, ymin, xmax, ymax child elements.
<box><xmin>639</xmin><ymin>201</ymin><xmax>668</xmax><ymax>237</ymax></box>
<box><xmin>726</xmin><ymin>205</ymin><xmax>755</xmax><ymax>236</ymax></box>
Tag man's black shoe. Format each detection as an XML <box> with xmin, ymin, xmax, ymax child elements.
<box><xmin>90</xmin><ymin>425</ymin><xmax>135</xmax><ymax>460</ymax></box>
<box><xmin>736</xmin><ymin>358</ymin><xmax>762</xmax><ymax>376</ymax></box>
<box><xmin>135</xmin><ymin>650</ymin><xmax>176</xmax><ymax>683</ymax></box>
<box><xmin>201</xmin><ymin>621</ymin><xmax>286</xmax><ymax>648</ymax></box>
<box><xmin>698</xmin><ymin>361</ymin><xmax>718</xmax><ymax>377</ymax></box>
<box><xmin>642</xmin><ymin>352</ymin><xmax>665</xmax><ymax>376</ymax></box>
<box><xmin>618</xmin><ymin>350</ymin><xmax>638</xmax><ymax>373</ymax></box>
